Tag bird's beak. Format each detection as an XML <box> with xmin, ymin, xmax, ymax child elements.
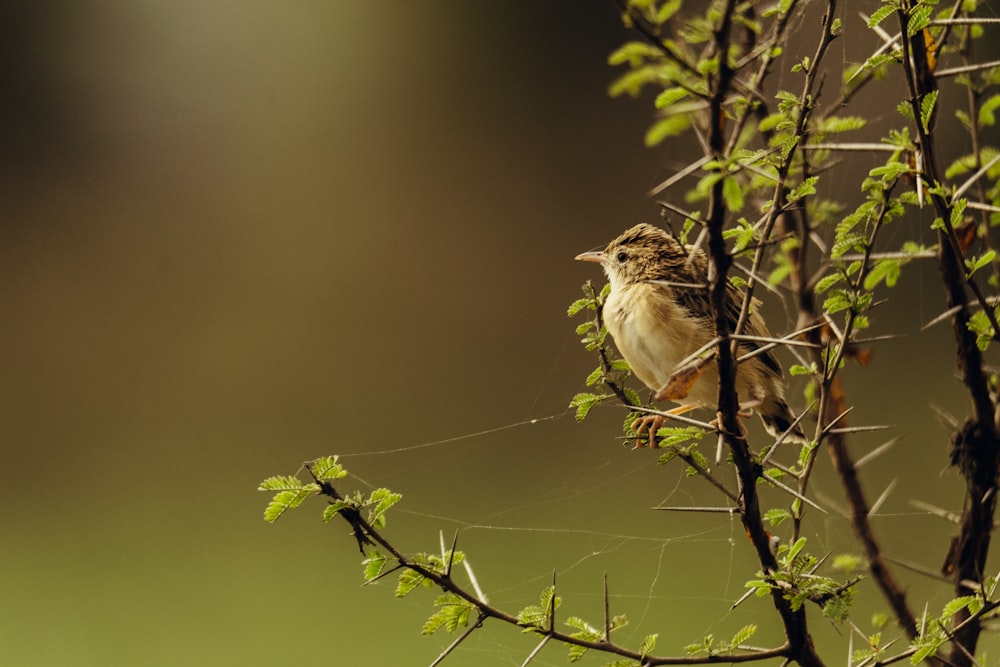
<box><xmin>574</xmin><ymin>251</ymin><xmax>605</xmax><ymax>264</ymax></box>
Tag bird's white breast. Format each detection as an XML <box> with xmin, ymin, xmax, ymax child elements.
<box><xmin>604</xmin><ymin>282</ymin><xmax>717</xmax><ymax>406</ymax></box>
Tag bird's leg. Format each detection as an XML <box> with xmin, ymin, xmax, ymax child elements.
<box><xmin>711</xmin><ymin>399</ymin><xmax>762</xmax><ymax>440</ymax></box>
<box><xmin>632</xmin><ymin>404</ymin><xmax>699</xmax><ymax>448</ymax></box>
<box><xmin>737</xmin><ymin>398</ymin><xmax>762</xmax><ymax>418</ymax></box>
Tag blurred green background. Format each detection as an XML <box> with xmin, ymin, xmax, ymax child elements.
<box><xmin>3</xmin><ymin>2</ymin><xmax>999</xmax><ymax>665</ymax></box>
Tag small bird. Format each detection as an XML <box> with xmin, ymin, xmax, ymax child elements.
<box><xmin>576</xmin><ymin>223</ymin><xmax>805</xmax><ymax>445</ymax></box>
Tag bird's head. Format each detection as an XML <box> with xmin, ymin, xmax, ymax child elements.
<box><xmin>575</xmin><ymin>223</ymin><xmax>687</xmax><ymax>289</ymax></box>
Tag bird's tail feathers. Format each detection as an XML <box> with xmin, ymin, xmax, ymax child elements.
<box><xmin>760</xmin><ymin>397</ymin><xmax>808</xmax><ymax>444</ymax></box>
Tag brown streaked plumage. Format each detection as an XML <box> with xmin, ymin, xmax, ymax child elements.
<box><xmin>576</xmin><ymin>223</ymin><xmax>805</xmax><ymax>444</ymax></box>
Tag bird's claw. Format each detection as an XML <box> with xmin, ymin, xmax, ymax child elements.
<box><xmin>631</xmin><ymin>404</ymin><xmax>700</xmax><ymax>448</ymax></box>
<box><xmin>710</xmin><ymin>400</ymin><xmax>760</xmax><ymax>440</ymax></box>
<box><xmin>631</xmin><ymin>415</ymin><xmax>665</xmax><ymax>448</ymax></box>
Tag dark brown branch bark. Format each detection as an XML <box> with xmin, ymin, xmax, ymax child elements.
<box><xmin>790</xmin><ymin>181</ymin><xmax>924</xmax><ymax>642</ymax></box>
<box><xmin>896</xmin><ymin>5</ymin><xmax>1000</xmax><ymax>664</ymax></box>
<box><xmin>704</xmin><ymin>3</ymin><xmax>824</xmax><ymax>666</ymax></box>
<box><xmin>312</xmin><ymin>471</ymin><xmax>794</xmax><ymax>666</ymax></box>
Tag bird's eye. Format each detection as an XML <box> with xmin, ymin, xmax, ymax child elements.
<box><xmin>616</xmin><ymin>251</ymin><xmax>628</xmax><ymax>263</ymax></box>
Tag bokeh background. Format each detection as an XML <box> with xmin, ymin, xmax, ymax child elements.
<box><xmin>3</xmin><ymin>2</ymin><xmax>999</xmax><ymax>665</ymax></box>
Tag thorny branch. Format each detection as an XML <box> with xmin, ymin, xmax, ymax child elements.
<box><xmin>702</xmin><ymin>1</ymin><xmax>824</xmax><ymax>666</ymax></box>
<box><xmin>791</xmin><ymin>181</ymin><xmax>924</xmax><ymax>644</ymax></box>
<box><xmin>264</xmin><ymin>3</ymin><xmax>1000</xmax><ymax>665</ymax></box>
<box><xmin>311</xmin><ymin>469</ymin><xmax>794</xmax><ymax>666</ymax></box>
<box><xmin>896</xmin><ymin>4</ymin><xmax>1000</xmax><ymax>664</ymax></box>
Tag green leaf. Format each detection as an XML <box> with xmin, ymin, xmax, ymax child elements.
<box><xmin>570</xmin><ymin>392</ymin><xmax>607</xmax><ymax>421</ymax></box>
<box><xmin>685</xmin><ymin>633</ymin><xmax>716</xmax><ymax>656</ymax></box>
<box><xmin>974</xmin><ymin>93</ymin><xmax>1000</xmax><ymax>129</ymax></box>
<box><xmin>920</xmin><ymin>90</ymin><xmax>938</xmax><ymax>132</ymax></box>
<box><xmin>785</xmin><ymin>536</ymin><xmax>807</xmax><ymax>563</ymax></box>
<box><xmin>685</xmin><ymin>449</ymin><xmax>709</xmax><ymax>476</ymax></box>
<box><xmin>786</xmin><ymin>176</ymin><xmax>819</xmax><ymax>202</ymax></box>
<box><xmin>864</xmin><ymin>258</ymin><xmax>902</xmax><ymax>290</ymax></box>
<box><xmin>260</xmin><ymin>477</ymin><xmax>320</xmax><ymax>523</ymax></box>
<box><xmin>654</xmin><ymin>0</ymin><xmax>682</xmax><ymax>23</ymax></box>
<box><xmin>640</xmin><ymin>633</ymin><xmax>658</xmax><ymax>657</ymax></box>
<box><xmin>258</xmin><ymin>474</ymin><xmax>302</xmax><ymax>491</ymax></box>
<box><xmin>608</xmin><ymin>65</ymin><xmax>661</xmax><ymax>98</ymax></box>
<box><xmin>765</xmin><ymin>507</ymin><xmax>791</xmax><ymax>526</ymax></box>
<box><xmin>832</xmin><ymin>553</ymin><xmax>864</xmax><ymax>573</ymax></box>
<box><xmin>951</xmin><ymin>197</ymin><xmax>968</xmax><ymax>229</ymax></box>
<box><xmin>730</xmin><ymin>624</ymin><xmax>757</xmax><ymax>647</ymax></box>
<box><xmin>367</xmin><ymin>488</ymin><xmax>402</xmax><ymax>529</ymax></box>
<box><xmin>907</xmin><ymin>3</ymin><xmax>933</xmax><ymax>36</ymax></box>
<box><xmin>566</xmin><ymin>615</ymin><xmax>603</xmax><ymax>640</ymax></box>
<box><xmin>310</xmin><ymin>455</ymin><xmax>347</xmax><ymax>481</ymax></box>
<box><xmin>814</xmin><ymin>272</ymin><xmax>844</xmax><ymax>294</ymax></box>
<box><xmin>396</xmin><ymin>568</ymin><xmax>426</xmax><ymax>598</ymax></box>
<box><xmin>422</xmin><ymin>593</ymin><xmax>474</xmax><ymax>635</ymax></box>
<box><xmin>897</xmin><ymin>100</ymin><xmax>915</xmax><ymax>123</ymax></box>
<box><xmin>941</xmin><ymin>595</ymin><xmax>980</xmax><ymax>619</ymax></box>
<box><xmin>623</xmin><ymin>387</ymin><xmax>641</xmax><ymax>406</ymax></box>
<box><xmin>867</xmin><ymin>3</ymin><xmax>896</xmax><ymax>28</ymax></box>
<box><xmin>567</xmin><ymin>297</ymin><xmax>593</xmax><ymax>317</ymax></box>
<box><xmin>607</xmin><ymin>41</ymin><xmax>661</xmax><ymax>68</ymax></box>
<box><xmin>789</xmin><ymin>363</ymin><xmax>817</xmax><ymax>376</ymax></box>
<box><xmin>322</xmin><ymin>503</ymin><xmax>344</xmax><ymax>523</ymax></box>
<box><xmin>517</xmin><ymin>586</ymin><xmax>560</xmax><ymax>631</ymax></box>
<box><xmin>820</xmin><ymin>115</ymin><xmax>868</xmax><ymax>134</ymax></box>
<box><xmin>831</xmin><ymin>232</ymin><xmax>867</xmax><ymax>259</ymax></box>
<box><xmin>911</xmin><ymin>644</ymin><xmax>938</xmax><ymax>664</ymax></box>
<box><xmin>363</xmin><ymin>550</ymin><xmax>388</xmax><ymax>581</ymax></box>
<box><xmin>862</xmin><ymin>51</ymin><xmax>900</xmax><ymax>73</ymax></box>
<box><xmin>823</xmin><ymin>290</ymin><xmax>851</xmax><ymax>315</ymax></box>
<box><xmin>654</xmin><ymin>87</ymin><xmax>690</xmax><ymax>109</ymax></box>
<box><xmin>644</xmin><ymin>114</ymin><xmax>691</xmax><ymax>146</ymax></box>
<box><xmin>656</xmin><ymin>426</ymin><xmax>708</xmax><ymax>448</ymax></box>
<box><xmin>722</xmin><ymin>176</ymin><xmax>744</xmax><ymax>212</ymax></box>
<box><xmin>723</xmin><ymin>219</ymin><xmax>756</xmax><ymax>253</ymax></box>
<box><xmin>965</xmin><ymin>250</ymin><xmax>996</xmax><ymax>277</ymax></box>
<box><xmin>565</xmin><ymin>615</ymin><xmax>603</xmax><ymax>662</ymax></box>
<box><xmin>757</xmin><ymin>111</ymin><xmax>784</xmax><ymax>132</ymax></box>
<box><xmin>263</xmin><ymin>489</ymin><xmax>313</xmax><ymax>522</ymax></box>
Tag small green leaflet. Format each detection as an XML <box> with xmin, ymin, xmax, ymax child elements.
<box><xmin>516</xmin><ymin>586</ymin><xmax>560</xmax><ymax>632</ymax></box>
<box><xmin>567</xmin><ymin>297</ymin><xmax>593</xmax><ymax>317</ymax></box>
<box><xmin>654</xmin><ymin>87</ymin><xmax>690</xmax><ymax>109</ymax></box>
<box><xmin>920</xmin><ymin>90</ymin><xmax>938</xmax><ymax>133</ymax></box>
<box><xmin>367</xmin><ymin>488</ymin><xmax>402</xmax><ymax>529</ymax></box>
<box><xmin>422</xmin><ymin>593</ymin><xmax>473</xmax><ymax>635</ymax></box>
<box><xmin>965</xmin><ymin>250</ymin><xmax>996</xmax><ymax>278</ymax></box>
<box><xmin>863</xmin><ymin>258</ymin><xmax>902</xmax><ymax>290</ymax></box>
<box><xmin>907</xmin><ymin>3</ymin><xmax>933</xmax><ymax>36</ymax></box>
<box><xmin>363</xmin><ymin>550</ymin><xmax>388</xmax><ymax>582</ymax></box>
<box><xmin>655</xmin><ymin>426</ymin><xmax>707</xmax><ymax>448</ymax></box>
<box><xmin>645</xmin><ymin>115</ymin><xmax>692</xmax><ymax>147</ymax></box>
<box><xmin>722</xmin><ymin>176</ymin><xmax>745</xmax><ymax>212</ymax></box>
<box><xmin>764</xmin><ymin>507</ymin><xmax>791</xmax><ymax>526</ymax></box>
<box><xmin>786</xmin><ymin>176</ymin><xmax>818</xmax><ymax>203</ymax></box>
<box><xmin>730</xmin><ymin>624</ymin><xmax>757</xmax><ymax>648</ymax></box>
<box><xmin>866</xmin><ymin>3</ymin><xmax>896</xmax><ymax>28</ymax></box>
<box><xmin>259</xmin><ymin>475</ymin><xmax>320</xmax><ymax>523</ymax></box>
<box><xmin>310</xmin><ymin>455</ymin><xmax>347</xmax><ymax>481</ymax></box>
<box><xmin>570</xmin><ymin>392</ymin><xmax>608</xmax><ymax>421</ymax></box>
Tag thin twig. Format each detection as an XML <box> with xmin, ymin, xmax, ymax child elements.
<box><xmin>428</xmin><ymin>613</ymin><xmax>486</xmax><ymax>667</ymax></box>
